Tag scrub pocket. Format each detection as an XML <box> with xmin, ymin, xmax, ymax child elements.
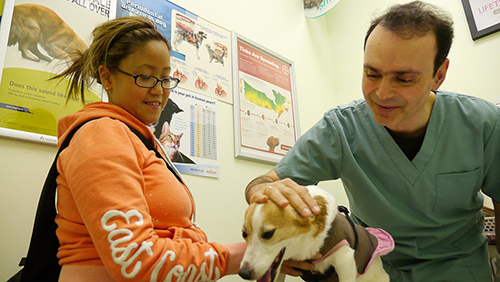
<box><xmin>433</xmin><ymin>168</ymin><xmax>481</xmax><ymax>213</ymax></box>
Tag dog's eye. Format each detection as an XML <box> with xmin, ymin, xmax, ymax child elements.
<box><xmin>262</xmin><ymin>230</ymin><xmax>275</xmax><ymax>240</ymax></box>
<box><xmin>242</xmin><ymin>231</ymin><xmax>247</xmax><ymax>239</ymax></box>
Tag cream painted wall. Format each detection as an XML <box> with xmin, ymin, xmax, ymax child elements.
<box><xmin>1</xmin><ymin>0</ymin><xmax>499</xmax><ymax>281</ymax></box>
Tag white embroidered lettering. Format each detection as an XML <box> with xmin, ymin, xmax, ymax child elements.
<box><xmin>101</xmin><ymin>209</ymin><xmax>153</xmax><ymax>278</ymax></box>
<box><xmin>150</xmin><ymin>249</ymin><xmax>220</xmax><ymax>282</ymax></box>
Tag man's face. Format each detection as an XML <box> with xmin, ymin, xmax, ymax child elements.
<box><xmin>362</xmin><ymin>25</ymin><xmax>448</xmax><ymax>137</ymax></box>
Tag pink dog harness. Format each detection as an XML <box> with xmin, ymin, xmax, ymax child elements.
<box><xmin>360</xmin><ymin>228</ymin><xmax>394</xmax><ymax>274</ymax></box>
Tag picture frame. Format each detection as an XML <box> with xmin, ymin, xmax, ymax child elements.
<box><xmin>461</xmin><ymin>0</ymin><xmax>500</xmax><ymax>40</ymax></box>
<box><xmin>232</xmin><ymin>31</ymin><xmax>300</xmax><ymax>164</ymax></box>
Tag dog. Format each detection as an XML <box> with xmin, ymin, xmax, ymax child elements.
<box><xmin>8</xmin><ymin>4</ymin><xmax>87</xmax><ymax>62</ymax></box>
<box><xmin>149</xmin><ymin>99</ymin><xmax>183</xmax><ymax>136</ymax></box>
<box><xmin>239</xmin><ymin>185</ymin><xmax>394</xmax><ymax>282</ymax></box>
<box><xmin>173</xmin><ymin>29</ymin><xmax>207</xmax><ymax>59</ymax></box>
<box><xmin>266</xmin><ymin>136</ymin><xmax>280</xmax><ymax>152</ymax></box>
<box><xmin>206</xmin><ymin>44</ymin><xmax>225</xmax><ymax>66</ymax></box>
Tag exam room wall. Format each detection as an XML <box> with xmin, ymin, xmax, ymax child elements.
<box><xmin>1</xmin><ymin>1</ymin><xmax>499</xmax><ymax>281</ymax></box>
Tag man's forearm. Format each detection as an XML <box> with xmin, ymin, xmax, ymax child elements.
<box><xmin>245</xmin><ymin>175</ymin><xmax>274</xmax><ymax>203</ymax></box>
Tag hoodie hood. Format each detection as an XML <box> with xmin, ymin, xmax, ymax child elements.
<box><xmin>58</xmin><ymin>102</ymin><xmax>155</xmax><ymax>147</ymax></box>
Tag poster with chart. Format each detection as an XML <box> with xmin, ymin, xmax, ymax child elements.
<box><xmin>115</xmin><ymin>0</ymin><xmax>233</xmax><ymax>104</ymax></box>
<box><xmin>232</xmin><ymin>32</ymin><xmax>300</xmax><ymax>164</ymax></box>
<box><xmin>0</xmin><ymin>0</ymin><xmax>111</xmax><ymax>144</ymax></box>
<box><xmin>151</xmin><ymin>88</ymin><xmax>219</xmax><ymax>178</ymax></box>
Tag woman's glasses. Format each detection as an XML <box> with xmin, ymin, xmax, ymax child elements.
<box><xmin>113</xmin><ymin>67</ymin><xmax>180</xmax><ymax>90</ymax></box>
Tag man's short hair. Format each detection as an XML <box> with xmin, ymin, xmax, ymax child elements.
<box><xmin>364</xmin><ymin>1</ymin><xmax>454</xmax><ymax>76</ymax></box>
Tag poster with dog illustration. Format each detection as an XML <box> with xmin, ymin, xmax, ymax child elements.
<box><xmin>232</xmin><ymin>32</ymin><xmax>300</xmax><ymax>164</ymax></box>
<box><xmin>114</xmin><ymin>0</ymin><xmax>233</xmax><ymax>104</ymax></box>
<box><xmin>0</xmin><ymin>0</ymin><xmax>113</xmax><ymax>144</ymax></box>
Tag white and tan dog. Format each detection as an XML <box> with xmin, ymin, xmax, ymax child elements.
<box><xmin>239</xmin><ymin>186</ymin><xmax>393</xmax><ymax>282</ymax></box>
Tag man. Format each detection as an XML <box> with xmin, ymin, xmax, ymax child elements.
<box><xmin>245</xmin><ymin>1</ymin><xmax>500</xmax><ymax>281</ymax></box>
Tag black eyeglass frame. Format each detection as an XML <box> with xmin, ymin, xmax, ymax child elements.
<box><xmin>112</xmin><ymin>67</ymin><xmax>180</xmax><ymax>90</ymax></box>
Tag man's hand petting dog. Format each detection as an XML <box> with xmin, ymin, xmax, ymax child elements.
<box><xmin>246</xmin><ymin>176</ymin><xmax>322</xmax><ymax>218</ymax></box>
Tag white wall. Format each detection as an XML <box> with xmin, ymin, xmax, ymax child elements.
<box><xmin>1</xmin><ymin>0</ymin><xmax>499</xmax><ymax>281</ymax></box>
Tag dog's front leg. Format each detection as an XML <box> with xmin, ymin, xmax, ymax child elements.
<box><xmin>18</xmin><ymin>41</ymin><xmax>40</xmax><ymax>62</ymax></box>
<box><xmin>173</xmin><ymin>30</ymin><xmax>181</xmax><ymax>51</ymax></box>
<box><xmin>317</xmin><ymin>245</ymin><xmax>357</xmax><ymax>282</ymax></box>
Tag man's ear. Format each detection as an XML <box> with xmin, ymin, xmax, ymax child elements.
<box><xmin>98</xmin><ymin>65</ymin><xmax>112</xmax><ymax>90</ymax></box>
<box><xmin>432</xmin><ymin>58</ymin><xmax>449</xmax><ymax>91</ymax></box>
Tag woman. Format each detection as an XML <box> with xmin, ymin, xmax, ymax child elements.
<box><xmin>53</xmin><ymin>16</ymin><xmax>244</xmax><ymax>281</ymax></box>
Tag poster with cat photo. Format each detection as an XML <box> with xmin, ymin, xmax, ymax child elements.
<box><xmin>150</xmin><ymin>89</ymin><xmax>219</xmax><ymax>178</ymax></box>
<box><xmin>0</xmin><ymin>0</ymin><xmax>113</xmax><ymax>144</ymax></box>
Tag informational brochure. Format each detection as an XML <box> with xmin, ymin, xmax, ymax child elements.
<box><xmin>0</xmin><ymin>0</ymin><xmax>111</xmax><ymax>144</ymax></box>
<box><xmin>151</xmin><ymin>88</ymin><xmax>219</xmax><ymax>178</ymax></box>
<box><xmin>115</xmin><ymin>0</ymin><xmax>233</xmax><ymax>104</ymax></box>
<box><xmin>232</xmin><ymin>32</ymin><xmax>300</xmax><ymax>164</ymax></box>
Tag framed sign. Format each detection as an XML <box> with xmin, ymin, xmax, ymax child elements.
<box><xmin>462</xmin><ymin>0</ymin><xmax>500</xmax><ymax>40</ymax></box>
<box><xmin>232</xmin><ymin>32</ymin><xmax>300</xmax><ymax>164</ymax></box>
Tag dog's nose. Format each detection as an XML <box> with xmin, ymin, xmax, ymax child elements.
<box><xmin>238</xmin><ymin>268</ymin><xmax>254</xmax><ymax>280</ymax></box>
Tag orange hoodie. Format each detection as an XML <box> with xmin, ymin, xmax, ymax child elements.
<box><xmin>55</xmin><ymin>102</ymin><xmax>230</xmax><ymax>281</ymax></box>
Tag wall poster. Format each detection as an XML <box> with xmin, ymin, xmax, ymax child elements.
<box><xmin>150</xmin><ymin>87</ymin><xmax>219</xmax><ymax>178</ymax></box>
<box><xmin>115</xmin><ymin>0</ymin><xmax>233</xmax><ymax>104</ymax></box>
<box><xmin>232</xmin><ymin>32</ymin><xmax>300</xmax><ymax>164</ymax></box>
<box><xmin>462</xmin><ymin>0</ymin><xmax>500</xmax><ymax>40</ymax></box>
<box><xmin>0</xmin><ymin>0</ymin><xmax>111</xmax><ymax>145</ymax></box>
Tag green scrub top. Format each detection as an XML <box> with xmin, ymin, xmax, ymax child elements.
<box><xmin>275</xmin><ymin>91</ymin><xmax>500</xmax><ymax>282</ymax></box>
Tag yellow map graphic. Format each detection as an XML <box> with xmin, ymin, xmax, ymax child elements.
<box><xmin>243</xmin><ymin>80</ymin><xmax>289</xmax><ymax>117</ymax></box>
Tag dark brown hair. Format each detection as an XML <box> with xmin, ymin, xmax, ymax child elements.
<box><xmin>52</xmin><ymin>16</ymin><xmax>170</xmax><ymax>102</ymax></box>
<box><xmin>364</xmin><ymin>1</ymin><xmax>454</xmax><ymax>76</ymax></box>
